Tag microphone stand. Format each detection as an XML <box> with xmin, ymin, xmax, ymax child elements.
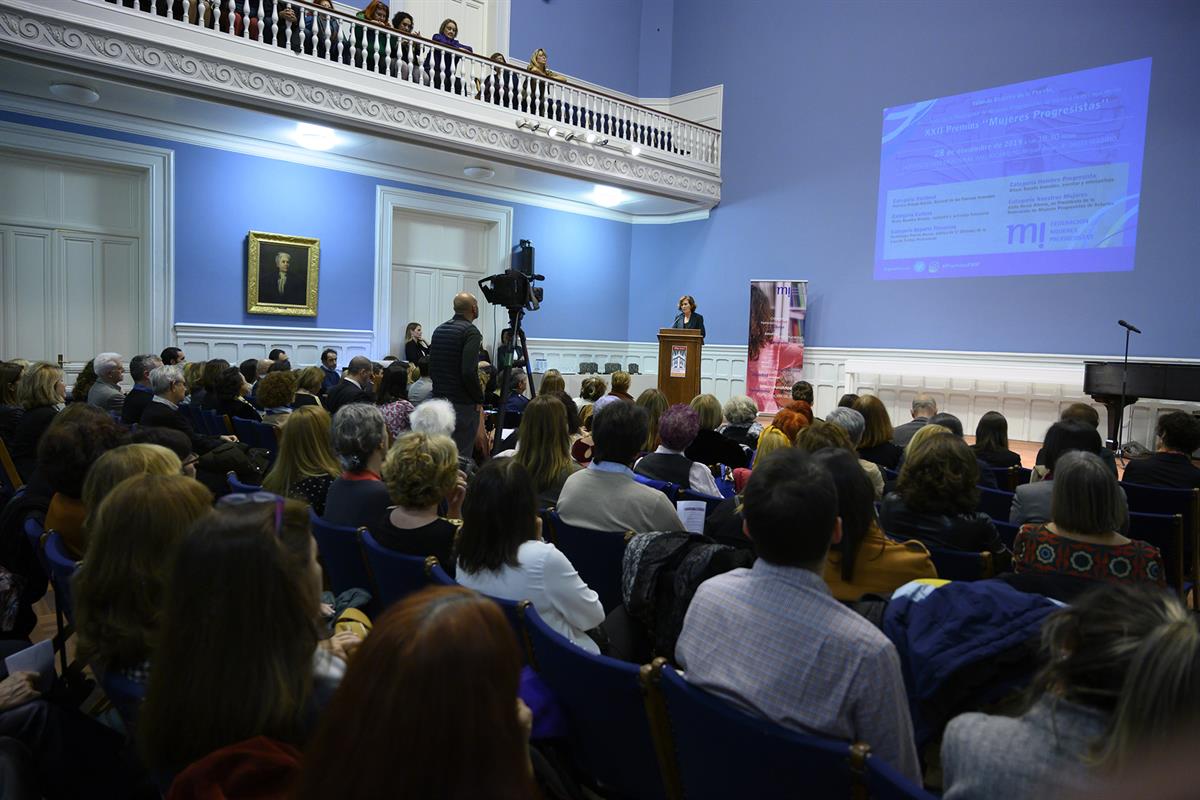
<box><xmin>1115</xmin><ymin>323</ymin><xmax>1133</xmax><ymax>460</ymax></box>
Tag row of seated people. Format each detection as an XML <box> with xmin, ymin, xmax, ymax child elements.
<box><xmin>2</xmin><ymin>344</ymin><xmax>1199</xmax><ymax>794</ymax></box>
<box><xmin>107</xmin><ymin>0</ymin><xmax>680</xmax><ymax>152</ymax></box>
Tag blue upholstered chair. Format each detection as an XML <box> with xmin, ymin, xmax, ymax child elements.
<box><xmin>865</xmin><ymin>752</ymin><xmax>939</xmax><ymax>800</ymax></box>
<box><xmin>522</xmin><ymin>604</ymin><xmax>666</xmax><ymax>800</ymax></box>
<box><xmin>633</xmin><ymin>475</ymin><xmax>678</xmax><ymax>503</ymax></box>
<box><xmin>98</xmin><ymin>669</ymin><xmax>147</xmax><ymax>735</ymax></box>
<box><xmin>225</xmin><ymin>470</ymin><xmax>263</xmax><ymax>494</ymax></box>
<box><xmin>545</xmin><ymin>511</ymin><xmax>629</xmax><ymax>613</ymax></box>
<box><xmin>976</xmin><ymin>485</ymin><xmax>1016</xmax><ymax>521</ymax></box>
<box><xmin>360</xmin><ymin>529</ymin><xmax>453</xmax><ymax>609</ymax></box>
<box><xmin>925</xmin><ymin>546</ymin><xmax>994</xmax><ymax>582</ymax></box>
<box><xmin>993</xmin><ymin>518</ymin><xmax>1020</xmax><ymax>551</ymax></box>
<box><xmin>1128</xmin><ymin>511</ymin><xmax>1185</xmax><ymax>601</ymax></box>
<box><xmin>309</xmin><ymin>509</ymin><xmax>372</xmax><ymax>597</ymax></box>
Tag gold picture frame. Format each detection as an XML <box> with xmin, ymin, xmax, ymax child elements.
<box><xmin>246</xmin><ymin>230</ymin><xmax>320</xmax><ymax>317</ymax></box>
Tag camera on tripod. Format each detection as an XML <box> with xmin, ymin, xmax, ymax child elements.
<box><xmin>479</xmin><ymin>239</ymin><xmax>543</xmax><ymax>311</ymax></box>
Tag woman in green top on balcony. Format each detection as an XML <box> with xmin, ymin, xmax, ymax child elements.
<box><xmin>354</xmin><ymin>0</ymin><xmax>392</xmax><ymax>73</ymax></box>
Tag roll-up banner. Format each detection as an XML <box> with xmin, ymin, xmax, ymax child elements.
<box><xmin>746</xmin><ymin>280</ymin><xmax>807</xmax><ymax>416</ymax></box>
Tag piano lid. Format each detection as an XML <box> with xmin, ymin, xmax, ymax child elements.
<box><xmin>1083</xmin><ymin>361</ymin><xmax>1200</xmax><ymax>403</ymax></box>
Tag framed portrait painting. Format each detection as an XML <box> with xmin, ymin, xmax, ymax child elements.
<box><xmin>247</xmin><ymin>231</ymin><xmax>320</xmax><ymax>317</ymax></box>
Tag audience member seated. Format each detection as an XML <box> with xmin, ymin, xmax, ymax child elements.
<box><xmin>74</xmin><ymin>474</ymin><xmax>212</xmax><ymax>685</ymax></box>
<box><xmin>214</xmin><ymin>366</ymin><xmax>263</xmax><ymax>423</ymax></box>
<box><xmin>1012</xmin><ymin>420</ymin><xmax>1128</xmax><ymax>528</ymax></box>
<box><xmin>324</xmin><ymin>403</ymin><xmax>391</xmax><ymax>529</ymax></box>
<box><xmin>74</xmin><ymin>442</ymin><xmax>183</xmax><ymax>558</ymax></box>
<box><xmin>941</xmin><ymin>583</ymin><xmax>1200</xmax><ymax>799</ymax></box>
<box><xmin>635</xmin><ymin>388</ymin><xmax>669</xmax><ymax>452</ymax></box>
<box><xmin>407</xmin><ymin>358</ymin><xmax>433</xmax><ymax>404</ymax></box>
<box><xmin>374</xmin><ymin>361</ymin><xmax>414</xmax><ymax>438</ymax></box>
<box><xmin>263</xmin><ymin>406</ymin><xmax>341</xmax><ymax>516</ymax></box>
<box><xmin>1034</xmin><ymin>403</ymin><xmax>1118</xmax><ymax>475</ymax></box>
<box><xmin>10</xmin><ymin>362</ymin><xmax>65</xmax><ymax>480</ymax></box>
<box><xmin>86</xmin><ymin>352</ymin><xmax>126</xmax><ymax>413</ymax></box>
<box><xmin>238</xmin><ymin>358</ymin><xmax>260</xmax><ymax>399</ymax></box>
<box><xmin>326</xmin><ymin>356</ymin><xmax>374</xmax><ymax>416</ymax></box>
<box><xmin>502</xmin><ymin>371</ymin><xmax>530</xmax><ymax>414</ymax></box>
<box><xmin>295</xmin><ymin>587</ymin><xmax>539</xmax><ymax>800</ymax></box>
<box><xmin>552</xmin><ymin>389</ymin><xmax>584</xmax><ymax>448</ymax></box>
<box><xmin>796</xmin><ymin>420</ymin><xmax>885</xmax><ymax>499</ymax></box>
<box><xmin>1013</xmin><ymin>452</ymin><xmax>1164</xmax><ymax>588</ymax></box>
<box><xmin>815</xmin><ymin>449</ymin><xmax>936</xmax><ymax>601</ymax></box>
<box><xmin>838</xmin><ymin>392</ymin><xmax>859</xmax><ymax>408</ymax></box>
<box><xmin>772</xmin><ymin>400</ymin><xmax>812</xmax><ymax>441</ymax></box>
<box><xmin>718</xmin><ymin>394</ymin><xmax>761</xmax><ymax>449</ymax></box>
<box><xmin>182</xmin><ymin>360</ymin><xmax>206</xmax><ymax>404</ymax></box>
<box><xmin>853</xmin><ymin>394</ymin><xmax>903</xmax><ymax>469</ymax></box>
<box><xmin>731</xmin><ymin>424</ymin><xmax>791</xmax><ymax>493</ymax></box>
<box><xmin>140</xmin><ymin>364</ymin><xmax>229</xmax><ymax>455</ymax></box>
<box><xmin>511</xmin><ymin>394</ymin><xmax>582</xmax><ymax>506</ymax></box>
<box><xmin>37</xmin><ymin>407</ymin><xmax>127</xmax><ymax>555</ymax></box>
<box><xmin>139</xmin><ymin>497</ymin><xmax>354</xmax><ymax>776</ymax></box>
<box><xmin>70</xmin><ymin>359</ymin><xmax>97</xmax><ymax>404</ymax></box>
<box><xmin>292</xmin><ymin>366</ymin><xmax>326</xmax><ymax>409</ymax></box>
<box><xmin>557</xmin><ymin>400</ymin><xmax>684</xmax><ymax>532</ymax></box>
<box><xmin>824</xmin><ymin>407</ymin><xmax>886</xmax><ymax>499</ymax></box>
<box><xmin>130</xmin><ymin>425</ymin><xmax>199</xmax><ymax>478</ymax></box>
<box><xmin>915</xmin><ymin>412</ymin><xmax>998</xmax><ymax>489</ymax></box>
<box><xmin>892</xmin><ymin>392</ymin><xmax>937</xmax><ymax>447</ymax></box>
<box><xmin>880</xmin><ymin>431</ymin><xmax>1007</xmax><ymax>555</ymax></box>
<box><xmin>457</xmin><ymin>459</ymin><xmax>604</xmax><ymax>652</ymax></box>
<box><xmin>0</xmin><ymin>360</ymin><xmax>24</xmax><ymax>448</ymax></box>
<box><xmin>160</xmin><ymin>346</ymin><xmax>185</xmax><ymax>366</ymax></box>
<box><xmin>255</xmin><ymin>371</ymin><xmax>297</xmax><ymax>426</ymax></box>
<box><xmin>791</xmin><ymin>380</ymin><xmax>814</xmax><ymax>405</ymax></box>
<box><xmin>607</xmin><ymin>370</ymin><xmax>634</xmax><ymax>402</ymax></box>
<box><xmin>120</xmin><ymin>353</ymin><xmax>162</xmax><ymax>425</ymax></box>
<box><xmin>197</xmin><ymin>359</ymin><xmax>230</xmax><ymax>411</ymax></box>
<box><xmin>1121</xmin><ymin>410</ymin><xmax>1200</xmax><ymax>489</ymax></box>
<box><xmin>318</xmin><ymin>349</ymin><xmax>340</xmax><ymax>395</ymax></box>
<box><xmin>538</xmin><ymin>369</ymin><xmax>566</xmax><ymax>396</ymax></box>
<box><xmin>971</xmin><ymin>410</ymin><xmax>1022</xmax><ymax>469</ymax></box>
<box><xmin>370</xmin><ymin>431</ymin><xmax>465</xmax><ymax>573</ymax></box>
<box><xmin>675</xmin><ymin>449</ymin><xmax>921</xmax><ymax>782</ymax></box>
<box><xmin>635</xmin><ymin>404</ymin><xmax>722</xmax><ymax>497</ymax></box>
<box><xmin>576</xmin><ymin>375</ymin><xmax>606</xmax><ymax>411</ymax></box>
<box><xmin>686</xmin><ymin>393</ymin><xmax>749</xmax><ymax>469</ymax></box>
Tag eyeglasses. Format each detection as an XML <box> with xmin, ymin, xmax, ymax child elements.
<box><xmin>217</xmin><ymin>491</ymin><xmax>285</xmax><ymax>536</ymax></box>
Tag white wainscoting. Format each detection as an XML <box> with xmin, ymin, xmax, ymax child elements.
<box><xmin>165</xmin><ymin>325</ymin><xmax>1198</xmax><ymax>449</ymax></box>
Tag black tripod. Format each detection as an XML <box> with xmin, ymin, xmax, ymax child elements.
<box><xmin>492</xmin><ymin>306</ymin><xmax>537</xmax><ymax>455</ymax></box>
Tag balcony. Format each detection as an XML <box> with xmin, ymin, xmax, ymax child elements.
<box><xmin>0</xmin><ymin>0</ymin><xmax>721</xmax><ymax>218</ymax></box>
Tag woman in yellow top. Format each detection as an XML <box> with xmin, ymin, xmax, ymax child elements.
<box><xmin>815</xmin><ymin>449</ymin><xmax>937</xmax><ymax>601</ymax></box>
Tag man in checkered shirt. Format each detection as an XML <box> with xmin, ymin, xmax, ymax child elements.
<box><xmin>675</xmin><ymin>449</ymin><xmax>921</xmax><ymax>783</ymax></box>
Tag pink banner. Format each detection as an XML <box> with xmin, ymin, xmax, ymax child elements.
<box><xmin>746</xmin><ymin>280</ymin><xmax>807</xmax><ymax>415</ymax></box>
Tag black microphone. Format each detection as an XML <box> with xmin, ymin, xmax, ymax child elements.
<box><xmin>1118</xmin><ymin>319</ymin><xmax>1142</xmax><ymax>334</ymax></box>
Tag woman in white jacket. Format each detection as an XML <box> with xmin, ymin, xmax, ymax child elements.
<box><xmin>456</xmin><ymin>459</ymin><xmax>605</xmax><ymax>653</ymax></box>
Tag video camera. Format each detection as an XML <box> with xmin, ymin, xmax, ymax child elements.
<box><xmin>478</xmin><ymin>239</ymin><xmax>543</xmax><ymax>311</ymax></box>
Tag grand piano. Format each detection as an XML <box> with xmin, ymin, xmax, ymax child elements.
<box><xmin>1084</xmin><ymin>361</ymin><xmax>1200</xmax><ymax>446</ymax></box>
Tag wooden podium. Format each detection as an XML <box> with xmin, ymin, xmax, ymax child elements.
<box><xmin>657</xmin><ymin>328</ymin><xmax>702</xmax><ymax>405</ymax></box>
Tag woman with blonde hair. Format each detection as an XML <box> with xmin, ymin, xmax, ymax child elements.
<box><xmin>71</xmin><ymin>443</ymin><xmax>184</xmax><ymax>557</ymax></box>
<box><xmin>514</xmin><ymin>394</ymin><xmax>581</xmax><ymax>506</ymax></box>
<box><xmin>262</xmin><ymin>405</ymin><xmax>341</xmax><ymax>516</ymax></box>
<box><xmin>11</xmin><ymin>361</ymin><xmax>66</xmax><ymax>479</ymax></box>
<box><xmin>403</xmin><ymin>321</ymin><xmax>429</xmax><ymax>366</ymax></box>
<box><xmin>368</xmin><ymin>432</ymin><xmax>466</xmax><ymax>574</ymax></box>
<box><xmin>539</xmin><ymin>369</ymin><xmax>566</xmax><ymax>396</ymax></box>
<box><xmin>182</xmin><ymin>360</ymin><xmax>206</xmax><ymax>402</ymax></box>
<box><xmin>731</xmin><ymin>425</ymin><xmax>791</xmax><ymax>493</ymax></box>
<box><xmin>636</xmin><ymin>388</ymin><xmax>669</xmax><ymax>453</ymax></box>
<box><xmin>292</xmin><ymin>366</ymin><xmax>326</xmax><ymax>409</ymax></box>
<box><xmin>853</xmin><ymin>394</ymin><xmax>903</xmax><ymax>469</ymax></box>
<box><xmin>74</xmin><ymin>473</ymin><xmax>213</xmax><ymax>684</ymax></box>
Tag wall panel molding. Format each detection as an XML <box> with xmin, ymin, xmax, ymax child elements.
<box><xmin>173</xmin><ymin>322</ymin><xmax>372</xmax><ymax>366</ymax></box>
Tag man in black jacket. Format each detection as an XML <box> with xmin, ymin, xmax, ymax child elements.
<box><xmin>121</xmin><ymin>353</ymin><xmax>162</xmax><ymax>425</ymax></box>
<box><xmin>1121</xmin><ymin>411</ymin><xmax>1200</xmax><ymax>489</ymax></box>
<box><xmin>429</xmin><ymin>293</ymin><xmax>484</xmax><ymax>459</ymax></box>
<box><xmin>139</xmin><ymin>365</ymin><xmax>229</xmax><ymax>454</ymax></box>
<box><xmin>325</xmin><ymin>356</ymin><xmax>374</xmax><ymax>416</ymax></box>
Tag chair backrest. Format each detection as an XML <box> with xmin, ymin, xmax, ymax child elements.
<box><xmin>882</xmin><ymin>466</ymin><xmax>900</xmax><ymax>482</ymax></box>
<box><xmin>522</xmin><ymin>605</ymin><xmax>667</xmax><ymax>800</ymax></box>
<box><xmin>360</xmin><ymin>529</ymin><xmax>450</xmax><ymax>609</ymax></box>
<box><xmin>976</xmin><ymin>485</ymin><xmax>1016</xmax><ymax>521</ymax></box>
<box><xmin>1013</xmin><ymin>466</ymin><xmax>1033</xmax><ymax>488</ymax></box>
<box><xmin>22</xmin><ymin>515</ymin><xmax>48</xmax><ymax>575</ymax></box>
<box><xmin>993</xmin><ymin>519</ymin><xmax>1020</xmax><ymax>551</ymax></box>
<box><xmin>1122</xmin><ymin>482</ymin><xmax>1200</xmax><ymax>596</ymax></box>
<box><xmin>676</xmin><ymin>488</ymin><xmax>723</xmax><ymax>518</ymax></box>
<box><xmin>309</xmin><ymin>510</ymin><xmax>372</xmax><ymax>597</ymax></box>
<box><xmin>546</xmin><ymin>511</ymin><xmax>629</xmax><ymax>613</ymax></box>
<box><xmin>865</xmin><ymin>752</ymin><xmax>938</xmax><ymax>800</ymax></box>
<box><xmin>232</xmin><ymin>417</ymin><xmax>259</xmax><ymax>445</ymax></box>
<box><xmin>1128</xmin><ymin>511</ymin><xmax>1185</xmax><ymax>601</ymax></box>
<box><xmin>99</xmin><ymin>669</ymin><xmax>147</xmax><ymax>734</ymax></box>
<box><xmin>43</xmin><ymin>531</ymin><xmax>79</xmax><ymax>625</ymax></box>
<box><xmin>0</xmin><ymin>437</ymin><xmax>23</xmax><ymax>491</ymax></box>
<box><xmin>225</xmin><ymin>470</ymin><xmax>262</xmax><ymax>494</ymax></box>
<box><xmin>486</xmin><ymin>595</ymin><xmax>532</xmax><ymax>665</ymax></box>
<box><xmin>644</xmin><ymin>660</ymin><xmax>866</xmax><ymax>800</ymax></box>
<box><xmin>926</xmin><ymin>546</ymin><xmax>993</xmax><ymax>582</ymax></box>
<box><xmin>633</xmin><ymin>474</ymin><xmax>678</xmax><ymax>503</ymax></box>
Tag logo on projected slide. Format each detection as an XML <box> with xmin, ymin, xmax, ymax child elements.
<box><xmin>1007</xmin><ymin>222</ymin><xmax>1047</xmax><ymax>249</ymax></box>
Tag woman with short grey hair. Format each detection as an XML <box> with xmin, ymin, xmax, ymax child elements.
<box><xmin>826</xmin><ymin>406</ymin><xmax>866</xmax><ymax>447</ymax></box>
<box><xmin>718</xmin><ymin>395</ymin><xmax>761</xmax><ymax>449</ymax></box>
<box><xmin>322</xmin><ymin>403</ymin><xmax>391</xmax><ymax>528</ymax></box>
<box><xmin>1011</xmin><ymin>450</ymin><xmax>1164</xmax><ymax>588</ymax></box>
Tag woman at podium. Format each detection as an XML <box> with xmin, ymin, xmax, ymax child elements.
<box><xmin>672</xmin><ymin>295</ymin><xmax>706</xmax><ymax>341</ymax></box>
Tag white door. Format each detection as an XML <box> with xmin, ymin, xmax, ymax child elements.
<box><xmin>389</xmin><ymin>208</ymin><xmax>496</xmax><ymax>357</ymax></box>
<box><xmin>0</xmin><ymin>225</ymin><xmax>54</xmax><ymax>361</ymax></box>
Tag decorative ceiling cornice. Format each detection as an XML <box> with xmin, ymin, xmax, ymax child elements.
<box><xmin>0</xmin><ymin>3</ymin><xmax>721</xmax><ymax>205</ymax></box>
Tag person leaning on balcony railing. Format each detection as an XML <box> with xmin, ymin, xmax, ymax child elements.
<box><xmin>354</xmin><ymin>0</ymin><xmax>393</xmax><ymax>73</ymax></box>
<box><xmin>390</xmin><ymin>11</ymin><xmax>423</xmax><ymax>80</ymax></box>
<box><xmin>523</xmin><ymin>48</ymin><xmax>567</xmax><ymax>121</ymax></box>
<box><xmin>478</xmin><ymin>53</ymin><xmax>521</xmax><ymax>109</ymax></box>
<box><xmin>426</xmin><ymin>18</ymin><xmax>473</xmax><ymax>92</ymax></box>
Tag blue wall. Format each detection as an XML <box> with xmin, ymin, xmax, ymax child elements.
<box><xmin>625</xmin><ymin>0</ymin><xmax>1200</xmax><ymax>358</ymax></box>
<box><xmin>0</xmin><ymin>110</ymin><xmax>632</xmax><ymax>344</ymax></box>
<box><xmin>509</xmin><ymin>0</ymin><xmax>645</xmax><ymax>96</ymax></box>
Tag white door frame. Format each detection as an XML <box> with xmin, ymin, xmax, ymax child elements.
<box><xmin>373</xmin><ymin>185</ymin><xmax>513</xmax><ymax>356</ymax></box>
<box><xmin>0</xmin><ymin>120</ymin><xmax>174</xmax><ymax>353</ymax></box>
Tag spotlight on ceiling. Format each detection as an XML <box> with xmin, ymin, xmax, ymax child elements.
<box><xmin>291</xmin><ymin>122</ymin><xmax>338</xmax><ymax>151</ymax></box>
<box><xmin>546</xmin><ymin>126</ymin><xmax>558</xmax><ymax>138</ymax></box>
<box><xmin>48</xmin><ymin>83</ymin><xmax>100</xmax><ymax>105</ymax></box>
<box><xmin>463</xmin><ymin>166</ymin><xmax>496</xmax><ymax>180</ymax></box>
<box><xmin>584</xmin><ymin>132</ymin><xmax>597</xmax><ymax>143</ymax></box>
<box><xmin>589</xmin><ymin>185</ymin><xmax>628</xmax><ymax>208</ymax></box>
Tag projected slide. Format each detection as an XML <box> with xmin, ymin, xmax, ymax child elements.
<box><xmin>874</xmin><ymin>58</ymin><xmax>1151</xmax><ymax>280</ymax></box>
